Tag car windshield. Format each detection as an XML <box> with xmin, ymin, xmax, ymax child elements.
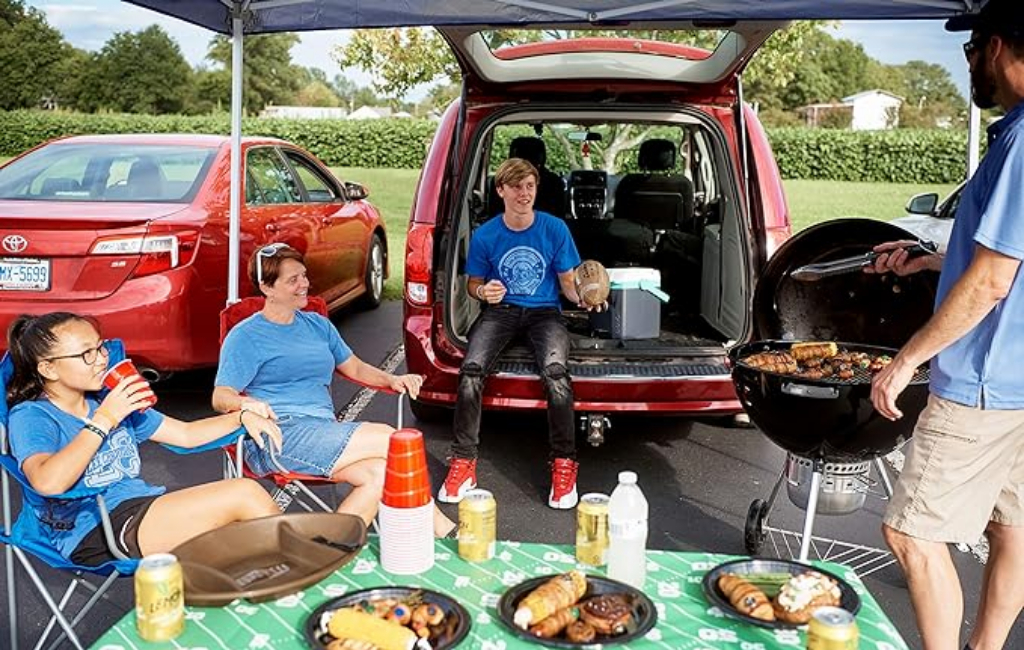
<box><xmin>480</xmin><ymin>28</ymin><xmax>726</xmax><ymax>60</ymax></box>
<box><xmin>0</xmin><ymin>143</ymin><xmax>217</xmax><ymax>203</ymax></box>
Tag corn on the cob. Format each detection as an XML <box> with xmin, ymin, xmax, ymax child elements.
<box><xmin>327</xmin><ymin>609</ymin><xmax>417</xmax><ymax>650</ymax></box>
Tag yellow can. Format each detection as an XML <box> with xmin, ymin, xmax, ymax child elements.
<box><xmin>458</xmin><ymin>489</ymin><xmax>496</xmax><ymax>562</ymax></box>
<box><xmin>807</xmin><ymin>606</ymin><xmax>859</xmax><ymax>650</ymax></box>
<box><xmin>135</xmin><ymin>553</ymin><xmax>185</xmax><ymax>642</ymax></box>
<box><xmin>576</xmin><ymin>493</ymin><xmax>609</xmax><ymax>566</ymax></box>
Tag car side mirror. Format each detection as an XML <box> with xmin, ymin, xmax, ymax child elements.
<box><xmin>344</xmin><ymin>181</ymin><xmax>369</xmax><ymax>201</ymax></box>
<box><xmin>905</xmin><ymin>193</ymin><xmax>938</xmax><ymax>215</ymax></box>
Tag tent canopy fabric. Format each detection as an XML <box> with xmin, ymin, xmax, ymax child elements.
<box><xmin>126</xmin><ymin>1</ymin><xmax>983</xmax><ymax>35</ymax></box>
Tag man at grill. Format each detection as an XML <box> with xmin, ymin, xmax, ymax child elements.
<box><xmin>866</xmin><ymin>2</ymin><xmax>1024</xmax><ymax>649</ymax></box>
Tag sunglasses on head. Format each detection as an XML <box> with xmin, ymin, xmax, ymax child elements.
<box><xmin>256</xmin><ymin>243</ymin><xmax>290</xmax><ymax>286</ymax></box>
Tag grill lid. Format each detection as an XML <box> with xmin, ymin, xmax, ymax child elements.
<box><xmin>754</xmin><ymin>219</ymin><xmax>938</xmax><ymax>348</ymax></box>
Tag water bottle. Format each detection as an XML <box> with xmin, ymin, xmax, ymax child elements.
<box><xmin>607</xmin><ymin>470</ymin><xmax>648</xmax><ymax>588</ymax></box>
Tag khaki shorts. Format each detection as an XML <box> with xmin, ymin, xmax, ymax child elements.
<box><xmin>884</xmin><ymin>394</ymin><xmax>1024</xmax><ymax>543</ymax></box>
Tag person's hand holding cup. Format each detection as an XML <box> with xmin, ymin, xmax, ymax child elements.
<box><xmin>102</xmin><ymin>359</ymin><xmax>158</xmax><ymax>415</ymax></box>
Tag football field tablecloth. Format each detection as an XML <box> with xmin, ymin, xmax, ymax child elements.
<box><xmin>90</xmin><ymin>538</ymin><xmax>908</xmax><ymax>649</ymax></box>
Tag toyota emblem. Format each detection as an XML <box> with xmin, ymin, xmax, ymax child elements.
<box><xmin>2</xmin><ymin>234</ymin><xmax>28</xmax><ymax>253</ymax></box>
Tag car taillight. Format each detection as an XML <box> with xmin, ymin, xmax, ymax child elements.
<box><xmin>91</xmin><ymin>231</ymin><xmax>200</xmax><ymax>278</ymax></box>
<box><xmin>405</xmin><ymin>224</ymin><xmax>434</xmax><ymax>306</ymax></box>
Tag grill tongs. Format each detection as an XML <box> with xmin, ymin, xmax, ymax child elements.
<box><xmin>790</xmin><ymin>240</ymin><xmax>938</xmax><ymax>282</ymax></box>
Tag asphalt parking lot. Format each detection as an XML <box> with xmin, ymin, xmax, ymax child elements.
<box><xmin>4</xmin><ymin>301</ymin><xmax>1021</xmax><ymax>649</ymax></box>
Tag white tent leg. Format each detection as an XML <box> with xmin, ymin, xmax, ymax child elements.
<box><xmin>227</xmin><ymin>10</ymin><xmax>245</xmax><ymax>305</ymax></box>
<box><xmin>967</xmin><ymin>101</ymin><xmax>981</xmax><ymax>179</ymax></box>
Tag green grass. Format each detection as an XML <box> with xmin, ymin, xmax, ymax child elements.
<box><xmin>784</xmin><ymin>179</ymin><xmax>959</xmax><ymax>234</ymax></box>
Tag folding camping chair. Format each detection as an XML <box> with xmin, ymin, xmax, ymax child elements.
<box><xmin>219</xmin><ymin>296</ymin><xmax>341</xmax><ymax>513</ymax></box>
<box><xmin>1</xmin><ymin>341</ymin><xmax>245</xmax><ymax>650</ymax></box>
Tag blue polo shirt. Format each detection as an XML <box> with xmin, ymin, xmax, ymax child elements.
<box><xmin>931</xmin><ymin>101</ymin><xmax>1024</xmax><ymax>409</ymax></box>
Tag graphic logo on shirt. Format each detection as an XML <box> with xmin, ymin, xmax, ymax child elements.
<box><xmin>499</xmin><ymin>246</ymin><xmax>546</xmax><ymax>296</ymax></box>
<box><xmin>83</xmin><ymin>428</ymin><xmax>141</xmax><ymax>488</ymax></box>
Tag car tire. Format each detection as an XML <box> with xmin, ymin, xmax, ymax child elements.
<box><xmin>358</xmin><ymin>233</ymin><xmax>385</xmax><ymax>309</ymax></box>
<box><xmin>410</xmin><ymin>399</ymin><xmax>452</xmax><ymax>423</ymax></box>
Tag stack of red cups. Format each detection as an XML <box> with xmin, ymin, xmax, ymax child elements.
<box><xmin>378</xmin><ymin>428</ymin><xmax>435</xmax><ymax>574</ymax></box>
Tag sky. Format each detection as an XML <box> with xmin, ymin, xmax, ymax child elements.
<box><xmin>28</xmin><ymin>1</ymin><xmax>972</xmax><ymax>102</ymax></box>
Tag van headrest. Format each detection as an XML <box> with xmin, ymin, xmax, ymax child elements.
<box><xmin>509</xmin><ymin>136</ymin><xmax>547</xmax><ymax>168</ymax></box>
<box><xmin>637</xmin><ymin>139</ymin><xmax>676</xmax><ymax>172</ymax></box>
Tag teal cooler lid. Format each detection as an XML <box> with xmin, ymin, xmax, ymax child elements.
<box><xmin>609</xmin><ymin>279</ymin><xmax>670</xmax><ymax>303</ymax></box>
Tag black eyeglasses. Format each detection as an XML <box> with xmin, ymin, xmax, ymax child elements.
<box><xmin>256</xmin><ymin>243</ymin><xmax>290</xmax><ymax>286</ymax></box>
<box><xmin>963</xmin><ymin>34</ymin><xmax>989</xmax><ymax>60</ymax></box>
<box><xmin>44</xmin><ymin>340</ymin><xmax>110</xmax><ymax>365</ymax></box>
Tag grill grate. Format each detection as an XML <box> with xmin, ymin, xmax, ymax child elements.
<box><xmin>738</xmin><ymin>358</ymin><xmax>929</xmax><ymax>385</ymax></box>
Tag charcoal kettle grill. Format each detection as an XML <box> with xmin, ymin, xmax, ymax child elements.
<box><xmin>734</xmin><ymin>219</ymin><xmax>938</xmax><ymax>575</ymax></box>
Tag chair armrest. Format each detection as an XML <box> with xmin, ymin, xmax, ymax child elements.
<box><xmin>159</xmin><ymin>428</ymin><xmax>246</xmax><ymax>455</ymax></box>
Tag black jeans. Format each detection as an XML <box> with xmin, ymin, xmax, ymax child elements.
<box><xmin>451</xmin><ymin>305</ymin><xmax>575</xmax><ymax>460</ymax></box>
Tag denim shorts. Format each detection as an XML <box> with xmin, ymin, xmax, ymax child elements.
<box><xmin>243</xmin><ymin>415</ymin><xmax>360</xmax><ymax>478</ymax></box>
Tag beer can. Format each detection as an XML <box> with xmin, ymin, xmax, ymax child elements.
<box><xmin>458</xmin><ymin>489</ymin><xmax>496</xmax><ymax>562</ymax></box>
<box><xmin>135</xmin><ymin>553</ymin><xmax>185</xmax><ymax>642</ymax></box>
<box><xmin>807</xmin><ymin>606</ymin><xmax>859</xmax><ymax>650</ymax></box>
<box><xmin>576</xmin><ymin>493</ymin><xmax>610</xmax><ymax>567</ymax></box>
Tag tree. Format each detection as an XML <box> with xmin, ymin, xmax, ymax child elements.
<box><xmin>294</xmin><ymin>81</ymin><xmax>341</xmax><ymax>107</ymax></box>
<box><xmin>897</xmin><ymin>60</ymin><xmax>964</xmax><ymax>109</ymax></box>
<box><xmin>0</xmin><ymin>0</ymin><xmax>76</xmax><ymax>109</ymax></box>
<box><xmin>769</xmin><ymin>30</ymin><xmax>874</xmax><ymax>110</ymax></box>
<box><xmin>205</xmin><ymin>33</ymin><xmax>303</xmax><ymax>114</ymax></box>
<box><xmin>79</xmin><ymin>25</ymin><xmax>193</xmax><ymax>114</ymax></box>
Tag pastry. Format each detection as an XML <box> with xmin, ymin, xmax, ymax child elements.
<box><xmin>565</xmin><ymin>620</ymin><xmax>597</xmax><ymax>643</ymax></box>
<box><xmin>579</xmin><ymin>593</ymin><xmax>634</xmax><ymax>635</ymax></box>
<box><xmin>772</xmin><ymin>571</ymin><xmax>842</xmax><ymax>624</ymax></box>
<box><xmin>717</xmin><ymin>573</ymin><xmax>775</xmax><ymax>621</ymax></box>
<box><xmin>790</xmin><ymin>342</ymin><xmax>839</xmax><ymax>361</ymax></box>
<box><xmin>513</xmin><ymin>570</ymin><xmax>587</xmax><ymax>628</ymax></box>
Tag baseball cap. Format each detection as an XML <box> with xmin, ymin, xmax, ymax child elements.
<box><xmin>946</xmin><ymin>0</ymin><xmax>1024</xmax><ymax>35</ymax></box>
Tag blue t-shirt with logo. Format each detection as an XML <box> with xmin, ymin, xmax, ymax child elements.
<box><xmin>9</xmin><ymin>399</ymin><xmax>165</xmax><ymax>559</ymax></box>
<box><xmin>931</xmin><ymin>100</ymin><xmax>1024</xmax><ymax>408</ymax></box>
<box><xmin>465</xmin><ymin>211</ymin><xmax>581</xmax><ymax>308</ymax></box>
<box><xmin>215</xmin><ymin>310</ymin><xmax>353</xmax><ymax>420</ymax></box>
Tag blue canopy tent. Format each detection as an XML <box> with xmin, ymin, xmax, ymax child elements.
<box><xmin>121</xmin><ymin>0</ymin><xmax>985</xmax><ymax>303</ymax></box>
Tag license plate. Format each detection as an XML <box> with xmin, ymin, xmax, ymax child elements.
<box><xmin>0</xmin><ymin>258</ymin><xmax>51</xmax><ymax>291</ymax></box>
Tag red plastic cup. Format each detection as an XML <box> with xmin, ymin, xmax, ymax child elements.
<box><xmin>102</xmin><ymin>359</ymin><xmax>158</xmax><ymax>412</ymax></box>
<box><xmin>382</xmin><ymin>428</ymin><xmax>432</xmax><ymax>509</ymax></box>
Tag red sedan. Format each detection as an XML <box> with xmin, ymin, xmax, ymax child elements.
<box><xmin>0</xmin><ymin>134</ymin><xmax>387</xmax><ymax>375</ymax></box>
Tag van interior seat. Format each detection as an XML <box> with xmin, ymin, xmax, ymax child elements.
<box><xmin>488</xmin><ymin>136</ymin><xmax>565</xmax><ymax>218</ymax></box>
<box><xmin>613</xmin><ymin>139</ymin><xmax>694</xmax><ymax>234</ymax></box>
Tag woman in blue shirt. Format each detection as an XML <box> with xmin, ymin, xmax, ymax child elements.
<box><xmin>212</xmin><ymin>244</ymin><xmax>456</xmax><ymax>537</ymax></box>
<box><xmin>7</xmin><ymin>312</ymin><xmax>280</xmax><ymax>566</ymax></box>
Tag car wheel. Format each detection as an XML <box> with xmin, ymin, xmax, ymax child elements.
<box><xmin>410</xmin><ymin>399</ymin><xmax>452</xmax><ymax>423</ymax></box>
<box><xmin>359</xmin><ymin>233</ymin><xmax>385</xmax><ymax>309</ymax></box>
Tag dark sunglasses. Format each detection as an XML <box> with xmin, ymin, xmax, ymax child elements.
<box><xmin>44</xmin><ymin>340</ymin><xmax>110</xmax><ymax>365</ymax></box>
<box><xmin>256</xmin><ymin>243</ymin><xmax>290</xmax><ymax>286</ymax></box>
<box><xmin>963</xmin><ymin>34</ymin><xmax>989</xmax><ymax>60</ymax></box>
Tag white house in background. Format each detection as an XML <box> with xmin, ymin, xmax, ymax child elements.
<box><xmin>843</xmin><ymin>90</ymin><xmax>903</xmax><ymax>130</ymax></box>
<box><xmin>348</xmin><ymin>106</ymin><xmax>393</xmax><ymax>120</ymax></box>
<box><xmin>798</xmin><ymin>89</ymin><xmax>904</xmax><ymax>130</ymax></box>
<box><xmin>259</xmin><ymin>105</ymin><xmax>348</xmax><ymax>119</ymax></box>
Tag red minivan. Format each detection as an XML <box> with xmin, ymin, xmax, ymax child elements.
<box><xmin>403</xmin><ymin>23</ymin><xmax>793</xmax><ymax>433</ymax></box>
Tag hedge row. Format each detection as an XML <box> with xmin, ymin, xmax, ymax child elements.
<box><xmin>0</xmin><ymin>110</ymin><xmax>971</xmax><ymax>184</ymax></box>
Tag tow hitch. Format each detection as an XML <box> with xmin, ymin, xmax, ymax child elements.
<box><xmin>581</xmin><ymin>413</ymin><xmax>611</xmax><ymax>447</ymax></box>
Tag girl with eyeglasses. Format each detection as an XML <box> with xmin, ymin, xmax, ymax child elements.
<box><xmin>213</xmin><ymin>244</ymin><xmax>457</xmax><ymax>537</ymax></box>
<box><xmin>5</xmin><ymin>312</ymin><xmax>281</xmax><ymax>566</ymax></box>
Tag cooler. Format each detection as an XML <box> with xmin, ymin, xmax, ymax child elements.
<box><xmin>589</xmin><ymin>267</ymin><xmax>669</xmax><ymax>339</ymax></box>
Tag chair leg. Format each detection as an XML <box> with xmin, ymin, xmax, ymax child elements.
<box><xmin>293</xmin><ymin>481</ymin><xmax>332</xmax><ymax>512</ymax></box>
<box><xmin>34</xmin><ymin>578</ymin><xmax>78</xmax><ymax>650</ymax></box>
<box><xmin>4</xmin><ymin>465</ymin><xmax>19</xmax><ymax>650</ymax></box>
<box><xmin>43</xmin><ymin>573</ymin><xmax>120</xmax><ymax>650</ymax></box>
<box><xmin>12</xmin><ymin>548</ymin><xmax>84</xmax><ymax>650</ymax></box>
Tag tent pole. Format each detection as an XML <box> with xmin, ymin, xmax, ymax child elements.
<box><xmin>967</xmin><ymin>101</ymin><xmax>981</xmax><ymax>179</ymax></box>
<box><xmin>227</xmin><ymin>8</ymin><xmax>245</xmax><ymax>305</ymax></box>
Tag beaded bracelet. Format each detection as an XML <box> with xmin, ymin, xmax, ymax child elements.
<box><xmin>82</xmin><ymin>418</ymin><xmax>109</xmax><ymax>440</ymax></box>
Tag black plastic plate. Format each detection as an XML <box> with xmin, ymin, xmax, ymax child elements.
<box><xmin>701</xmin><ymin>558</ymin><xmax>861</xmax><ymax>629</ymax></box>
<box><xmin>304</xmin><ymin>586</ymin><xmax>471</xmax><ymax>649</ymax></box>
<box><xmin>496</xmin><ymin>574</ymin><xmax>657</xmax><ymax>648</ymax></box>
